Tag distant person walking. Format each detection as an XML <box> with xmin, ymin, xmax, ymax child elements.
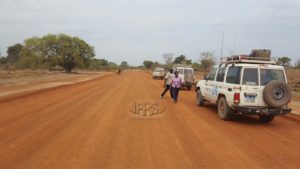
<box><xmin>171</xmin><ymin>71</ymin><xmax>182</xmax><ymax>103</ymax></box>
<box><xmin>116</xmin><ymin>68</ymin><xmax>121</xmax><ymax>75</ymax></box>
<box><xmin>160</xmin><ymin>69</ymin><xmax>174</xmax><ymax>98</ymax></box>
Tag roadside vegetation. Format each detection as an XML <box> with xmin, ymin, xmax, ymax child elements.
<box><xmin>0</xmin><ymin>34</ymin><xmax>120</xmax><ymax>72</ymax></box>
<box><xmin>142</xmin><ymin>52</ymin><xmax>216</xmax><ymax>72</ymax></box>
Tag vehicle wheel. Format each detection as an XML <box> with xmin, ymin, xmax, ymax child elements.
<box><xmin>263</xmin><ymin>80</ymin><xmax>291</xmax><ymax>108</ymax></box>
<box><xmin>217</xmin><ymin>97</ymin><xmax>232</xmax><ymax>120</ymax></box>
<box><xmin>196</xmin><ymin>89</ymin><xmax>205</xmax><ymax>106</ymax></box>
<box><xmin>259</xmin><ymin>115</ymin><xmax>275</xmax><ymax>123</ymax></box>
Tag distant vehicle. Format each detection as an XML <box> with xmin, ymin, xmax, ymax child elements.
<box><xmin>195</xmin><ymin>49</ymin><xmax>292</xmax><ymax>123</ymax></box>
<box><xmin>173</xmin><ymin>65</ymin><xmax>194</xmax><ymax>90</ymax></box>
<box><xmin>152</xmin><ymin>68</ymin><xmax>165</xmax><ymax>79</ymax></box>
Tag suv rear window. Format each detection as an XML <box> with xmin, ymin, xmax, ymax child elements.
<box><xmin>226</xmin><ymin>67</ymin><xmax>241</xmax><ymax>84</ymax></box>
<box><xmin>184</xmin><ymin>69</ymin><xmax>193</xmax><ymax>75</ymax></box>
<box><xmin>260</xmin><ymin>69</ymin><xmax>285</xmax><ymax>85</ymax></box>
<box><xmin>243</xmin><ymin>68</ymin><xmax>258</xmax><ymax>86</ymax></box>
<box><xmin>177</xmin><ymin>68</ymin><xmax>184</xmax><ymax>74</ymax></box>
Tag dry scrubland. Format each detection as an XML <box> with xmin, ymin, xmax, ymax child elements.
<box><xmin>0</xmin><ymin>69</ymin><xmax>111</xmax><ymax>96</ymax></box>
<box><xmin>286</xmin><ymin>69</ymin><xmax>300</xmax><ymax>93</ymax></box>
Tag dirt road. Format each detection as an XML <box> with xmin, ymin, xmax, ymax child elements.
<box><xmin>0</xmin><ymin>70</ymin><xmax>299</xmax><ymax>169</ymax></box>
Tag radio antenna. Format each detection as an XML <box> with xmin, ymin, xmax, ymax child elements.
<box><xmin>220</xmin><ymin>32</ymin><xmax>224</xmax><ymax>60</ymax></box>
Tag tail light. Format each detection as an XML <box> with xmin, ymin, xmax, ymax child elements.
<box><xmin>234</xmin><ymin>93</ymin><xmax>240</xmax><ymax>105</ymax></box>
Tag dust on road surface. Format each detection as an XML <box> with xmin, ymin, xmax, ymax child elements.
<box><xmin>0</xmin><ymin>70</ymin><xmax>299</xmax><ymax>169</ymax></box>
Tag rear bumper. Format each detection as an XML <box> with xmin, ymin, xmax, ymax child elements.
<box><xmin>233</xmin><ymin>106</ymin><xmax>291</xmax><ymax>116</ymax></box>
<box><xmin>183</xmin><ymin>82</ymin><xmax>193</xmax><ymax>87</ymax></box>
<box><xmin>153</xmin><ymin>75</ymin><xmax>164</xmax><ymax>78</ymax></box>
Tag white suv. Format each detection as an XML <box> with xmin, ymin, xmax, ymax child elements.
<box><xmin>152</xmin><ymin>68</ymin><xmax>165</xmax><ymax>79</ymax></box>
<box><xmin>174</xmin><ymin>66</ymin><xmax>195</xmax><ymax>90</ymax></box>
<box><xmin>195</xmin><ymin>51</ymin><xmax>292</xmax><ymax>123</ymax></box>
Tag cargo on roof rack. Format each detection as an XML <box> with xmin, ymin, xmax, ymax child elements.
<box><xmin>220</xmin><ymin>55</ymin><xmax>277</xmax><ymax>65</ymax></box>
<box><xmin>220</xmin><ymin>49</ymin><xmax>277</xmax><ymax>65</ymax></box>
<box><xmin>250</xmin><ymin>49</ymin><xmax>271</xmax><ymax>58</ymax></box>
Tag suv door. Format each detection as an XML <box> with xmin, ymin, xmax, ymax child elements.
<box><xmin>214</xmin><ymin>67</ymin><xmax>227</xmax><ymax>100</ymax></box>
<box><xmin>183</xmin><ymin>68</ymin><xmax>194</xmax><ymax>84</ymax></box>
<box><xmin>203</xmin><ymin>67</ymin><xmax>218</xmax><ymax>101</ymax></box>
<box><xmin>240</xmin><ymin>67</ymin><xmax>260</xmax><ymax>106</ymax></box>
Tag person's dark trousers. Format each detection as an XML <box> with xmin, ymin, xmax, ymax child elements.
<box><xmin>170</xmin><ymin>86</ymin><xmax>173</xmax><ymax>98</ymax></box>
<box><xmin>172</xmin><ymin>87</ymin><xmax>180</xmax><ymax>101</ymax></box>
<box><xmin>161</xmin><ymin>84</ymin><xmax>171</xmax><ymax>97</ymax></box>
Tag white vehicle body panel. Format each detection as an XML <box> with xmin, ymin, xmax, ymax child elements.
<box><xmin>197</xmin><ymin>64</ymin><xmax>287</xmax><ymax>108</ymax></box>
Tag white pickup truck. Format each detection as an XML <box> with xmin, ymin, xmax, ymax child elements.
<box><xmin>195</xmin><ymin>50</ymin><xmax>292</xmax><ymax>123</ymax></box>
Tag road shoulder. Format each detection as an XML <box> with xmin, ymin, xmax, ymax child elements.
<box><xmin>0</xmin><ymin>71</ymin><xmax>112</xmax><ymax>102</ymax></box>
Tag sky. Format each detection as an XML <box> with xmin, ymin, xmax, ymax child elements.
<box><xmin>0</xmin><ymin>0</ymin><xmax>299</xmax><ymax>66</ymax></box>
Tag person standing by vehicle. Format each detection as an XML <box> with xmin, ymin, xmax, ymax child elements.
<box><xmin>160</xmin><ymin>69</ymin><xmax>174</xmax><ymax>98</ymax></box>
<box><xmin>171</xmin><ymin>71</ymin><xmax>182</xmax><ymax>103</ymax></box>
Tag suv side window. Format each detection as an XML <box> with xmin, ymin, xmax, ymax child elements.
<box><xmin>207</xmin><ymin>68</ymin><xmax>217</xmax><ymax>81</ymax></box>
<box><xmin>226</xmin><ymin>67</ymin><xmax>241</xmax><ymax>84</ymax></box>
<box><xmin>177</xmin><ymin>68</ymin><xmax>184</xmax><ymax>75</ymax></box>
<box><xmin>216</xmin><ymin>67</ymin><xmax>226</xmax><ymax>82</ymax></box>
<box><xmin>243</xmin><ymin>68</ymin><xmax>258</xmax><ymax>85</ymax></box>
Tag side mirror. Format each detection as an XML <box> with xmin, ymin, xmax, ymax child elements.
<box><xmin>203</xmin><ymin>74</ymin><xmax>208</xmax><ymax>80</ymax></box>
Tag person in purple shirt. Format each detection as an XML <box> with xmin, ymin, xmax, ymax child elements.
<box><xmin>171</xmin><ymin>71</ymin><xmax>183</xmax><ymax>103</ymax></box>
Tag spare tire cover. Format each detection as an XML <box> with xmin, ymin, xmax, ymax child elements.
<box><xmin>263</xmin><ymin>80</ymin><xmax>291</xmax><ymax>108</ymax></box>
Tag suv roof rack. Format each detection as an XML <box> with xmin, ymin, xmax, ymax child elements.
<box><xmin>220</xmin><ymin>55</ymin><xmax>277</xmax><ymax>65</ymax></box>
<box><xmin>173</xmin><ymin>64</ymin><xmax>192</xmax><ymax>68</ymax></box>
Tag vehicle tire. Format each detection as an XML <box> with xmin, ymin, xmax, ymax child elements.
<box><xmin>196</xmin><ymin>89</ymin><xmax>205</xmax><ymax>106</ymax></box>
<box><xmin>263</xmin><ymin>80</ymin><xmax>291</xmax><ymax>108</ymax></box>
<box><xmin>259</xmin><ymin>115</ymin><xmax>275</xmax><ymax>123</ymax></box>
<box><xmin>217</xmin><ymin>97</ymin><xmax>232</xmax><ymax>120</ymax></box>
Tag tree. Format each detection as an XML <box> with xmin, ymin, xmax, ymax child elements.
<box><xmin>17</xmin><ymin>34</ymin><xmax>95</xmax><ymax>72</ymax></box>
<box><xmin>0</xmin><ymin>57</ymin><xmax>7</xmax><ymax>65</ymax></box>
<box><xmin>186</xmin><ymin>59</ymin><xmax>192</xmax><ymax>65</ymax></box>
<box><xmin>174</xmin><ymin>55</ymin><xmax>187</xmax><ymax>64</ymax></box>
<box><xmin>153</xmin><ymin>61</ymin><xmax>160</xmax><ymax>68</ymax></box>
<box><xmin>7</xmin><ymin>43</ymin><xmax>23</xmax><ymax>64</ymax></box>
<box><xmin>88</xmin><ymin>58</ymin><xmax>110</xmax><ymax>70</ymax></box>
<box><xmin>192</xmin><ymin>62</ymin><xmax>201</xmax><ymax>71</ymax></box>
<box><xmin>17</xmin><ymin>37</ymin><xmax>45</xmax><ymax>69</ymax></box>
<box><xmin>120</xmin><ymin>61</ymin><xmax>129</xmax><ymax>69</ymax></box>
<box><xmin>143</xmin><ymin>60</ymin><xmax>154</xmax><ymax>69</ymax></box>
<box><xmin>162</xmin><ymin>53</ymin><xmax>173</xmax><ymax>65</ymax></box>
<box><xmin>277</xmin><ymin>56</ymin><xmax>291</xmax><ymax>68</ymax></box>
<box><xmin>199</xmin><ymin>52</ymin><xmax>215</xmax><ymax>71</ymax></box>
<box><xmin>108</xmin><ymin>62</ymin><xmax>118</xmax><ymax>69</ymax></box>
<box><xmin>58</xmin><ymin>35</ymin><xmax>95</xmax><ymax>72</ymax></box>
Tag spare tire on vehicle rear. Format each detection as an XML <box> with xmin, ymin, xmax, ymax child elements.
<box><xmin>263</xmin><ymin>80</ymin><xmax>291</xmax><ymax>108</ymax></box>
